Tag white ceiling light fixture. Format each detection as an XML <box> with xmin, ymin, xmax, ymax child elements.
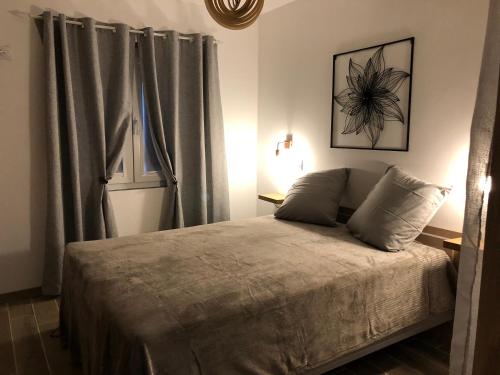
<box><xmin>205</xmin><ymin>0</ymin><xmax>265</xmax><ymax>30</ymax></box>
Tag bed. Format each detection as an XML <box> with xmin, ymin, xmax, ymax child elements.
<box><xmin>60</xmin><ymin>215</ymin><xmax>456</xmax><ymax>375</ymax></box>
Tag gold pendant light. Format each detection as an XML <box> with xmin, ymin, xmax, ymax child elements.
<box><xmin>205</xmin><ymin>0</ymin><xmax>265</xmax><ymax>30</ymax></box>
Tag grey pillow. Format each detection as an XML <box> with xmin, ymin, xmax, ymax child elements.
<box><xmin>347</xmin><ymin>166</ymin><xmax>450</xmax><ymax>251</ymax></box>
<box><xmin>275</xmin><ymin>168</ymin><xmax>349</xmax><ymax>226</ymax></box>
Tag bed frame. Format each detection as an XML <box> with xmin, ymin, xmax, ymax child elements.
<box><xmin>308</xmin><ymin>311</ymin><xmax>453</xmax><ymax>374</ymax></box>
<box><xmin>0</xmin><ymin>206</ymin><xmax>460</xmax><ymax>373</ymax></box>
<box><xmin>260</xmin><ymin>197</ymin><xmax>462</xmax><ymax>262</ymax></box>
<box><xmin>337</xmin><ymin>206</ymin><xmax>461</xmax><ymax>264</ymax></box>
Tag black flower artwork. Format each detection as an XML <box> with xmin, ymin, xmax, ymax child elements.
<box><xmin>334</xmin><ymin>46</ymin><xmax>410</xmax><ymax>148</ymax></box>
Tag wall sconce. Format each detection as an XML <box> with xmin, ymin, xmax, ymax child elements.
<box><xmin>276</xmin><ymin>134</ymin><xmax>293</xmax><ymax>156</ymax></box>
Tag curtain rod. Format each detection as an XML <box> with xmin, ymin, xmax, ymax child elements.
<box><xmin>29</xmin><ymin>14</ymin><xmax>219</xmax><ymax>43</ymax></box>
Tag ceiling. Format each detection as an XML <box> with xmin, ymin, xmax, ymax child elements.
<box><xmin>262</xmin><ymin>0</ymin><xmax>298</xmax><ymax>13</ymax></box>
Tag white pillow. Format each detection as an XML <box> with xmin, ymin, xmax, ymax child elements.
<box><xmin>347</xmin><ymin>166</ymin><xmax>450</xmax><ymax>251</ymax></box>
<box><xmin>275</xmin><ymin>169</ymin><xmax>349</xmax><ymax>226</ymax></box>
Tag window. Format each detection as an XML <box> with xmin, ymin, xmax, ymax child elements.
<box><xmin>108</xmin><ymin>72</ymin><xmax>165</xmax><ymax>191</ymax></box>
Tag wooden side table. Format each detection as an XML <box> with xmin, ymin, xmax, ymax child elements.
<box><xmin>443</xmin><ymin>237</ymin><xmax>462</xmax><ymax>251</ymax></box>
<box><xmin>443</xmin><ymin>237</ymin><xmax>462</xmax><ymax>269</ymax></box>
<box><xmin>258</xmin><ymin>193</ymin><xmax>285</xmax><ymax>205</ymax></box>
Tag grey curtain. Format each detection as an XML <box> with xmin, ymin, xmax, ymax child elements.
<box><xmin>42</xmin><ymin>12</ymin><xmax>133</xmax><ymax>294</ymax></box>
<box><xmin>138</xmin><ymin>29</ymin><xmax>230</xmax><ymax>228</ymax></box>
<box><xmin>450</xmin><ymin>0</ymin><xmax>500</xmax><ymax>373</ymax></box>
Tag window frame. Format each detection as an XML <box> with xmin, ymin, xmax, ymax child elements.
<box><xmin>108</xmin><ymin>50</ymin><xmax>166</xmax><ymax>192</ymax></box>
<box><xmin>132</xmin><ymin>82</ymin><xmax>164</xmax><ymax>185</ymax></box>
<box><xmin>109</xmin><ymin>123</ymin><xmax>134</xmax><ymax>185</ymax></box>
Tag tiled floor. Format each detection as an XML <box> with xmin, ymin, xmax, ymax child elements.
<box><xmin>0</xmin><ymin>298</ymin><xmax>451</xmax><ymax>375</ymax></box>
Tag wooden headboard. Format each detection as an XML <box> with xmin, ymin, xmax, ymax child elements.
<box><xmin>336</xmin><ymin>206</ymin><xmax>461</xmax><ymax>263</ymax></box>
<box><xmin>257</xmin><ymin>194</ymin><xmax>462</xmax><ymax>261</ymax></box>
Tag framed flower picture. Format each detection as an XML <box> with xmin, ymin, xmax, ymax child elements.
<box><xmin>330</xmin><ymin>37</ymin><xmax>414</xmax><ymax>151</ymax></box>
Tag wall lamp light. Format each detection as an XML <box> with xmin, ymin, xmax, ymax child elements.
<box><xmin>276</xmin><ymin>134</ymin><xmax>293</xmax><ymax>156</ymax></box>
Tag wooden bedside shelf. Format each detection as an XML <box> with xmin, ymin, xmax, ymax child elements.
<box><xmin>443</xmin><ymin>237</ymin><xmax>462</xmax><ymax>251</ymax></box>
<box><xmin>443</xmin><ymin>237</ymin><xmax>485</xmax><ymax>252</ymax></box>
<box><xmin>258</xmin><ymin>193</ymin><xmax>285</xmax><ymax>205</ymax></box>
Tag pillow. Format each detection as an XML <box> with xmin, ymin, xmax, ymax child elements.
<box><xmin>347</xmin><ymin>166</ymin><xmax>450</xmax><ymax>251</ymax></box>
<box><xmin>275</xmin><ymin>168</ymin><xmax>349</xmax><ymax>226</ymax></box>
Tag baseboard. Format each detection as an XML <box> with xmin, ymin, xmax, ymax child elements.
<box><xmin>0</xmin><ymin>287</ymin><xmax>42</xmax><ymax>304</ymax></box>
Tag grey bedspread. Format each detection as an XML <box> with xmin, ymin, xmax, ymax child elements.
<box><xmin>60</xmin><ymin>216</ymin><xmax>456</xmax><ymax>375</ymax></box>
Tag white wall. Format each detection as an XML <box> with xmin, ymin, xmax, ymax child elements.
<box><xmin>0</xmin><ymin>0</ymin><xmax>258</xmax><ymax>294</ymax></box>
<box><xmin>257</xmin><ymin>0</ymin><xmax>489</xmax><ymax>231</ymax></box>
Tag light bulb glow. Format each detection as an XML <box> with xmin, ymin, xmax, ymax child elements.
<box><xmin>265</xmin><ymin>132</ymin><xmax>315</xmax><ymax>194</ymax></box>
<box><xmin>479</xmin><ymin>175</ymin><xmax>492</xmax><ymax>196</ymax></box>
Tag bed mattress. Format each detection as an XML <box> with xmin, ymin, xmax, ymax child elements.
<box><xmin>60</xmin><ymin>216</ymin><xmax>456</xmax><ymax>374</ymax></box>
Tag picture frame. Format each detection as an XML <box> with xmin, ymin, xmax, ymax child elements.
<box><xmin>330</xmin><ymin>37</ymin><xmax>414</xmax><ymax>151</ymax></box>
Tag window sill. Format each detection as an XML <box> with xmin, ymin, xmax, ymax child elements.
<box><xmin>108</xmin><ymin>180</ymin><xmax>167</xmax><ymax>192</ymax></box>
